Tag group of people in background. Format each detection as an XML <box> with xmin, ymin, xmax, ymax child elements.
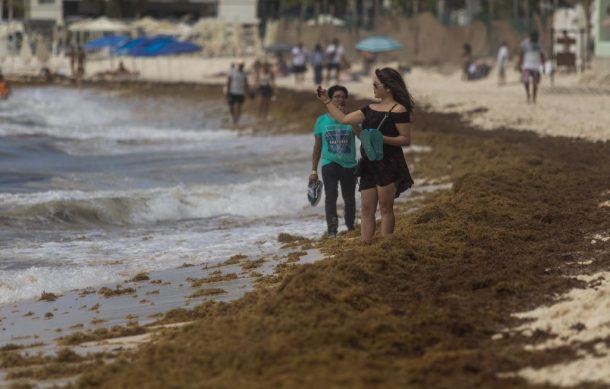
<box><xmin>225</xmin><ymin>59</ymin><xmax>276</xmax><ymax>126</ymax></box>
<box><xmin>463</xmin><ymin>31</ymin><xmax>546</xmax><ymax>104</ymax></box>
<box><xmin>291</xmin><ymin>38</ymin><xmax>346</xmax><ymax>85</ymax></box>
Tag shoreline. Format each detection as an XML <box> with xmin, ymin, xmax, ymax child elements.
<box><xmin>1</xmin><ymin>76</ymin><xmax>609</xmax><ymax>388</ymax></box>
<box><xmin>8</xmin><ymin>57</ymin><xmax>610</xmax><ymax>141</ymax></box>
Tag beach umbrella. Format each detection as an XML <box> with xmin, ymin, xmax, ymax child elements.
<box><xmin>69</xmin><ymin>17</ymin><xmax>130</xmax><ymax>33</ymax></box>
<box><xmin>355</xmin><ymin>36</ymin><xmax>403</xmax><ymax>53</ymax></box>
<box><xmin>306</xmin><ymin>14</ymin><xmax>346</xmax><ymax>26</ymax></box>
<box><xmin>263</xmin><ymin>43</ymin><xmax>292</xmax><ymax>53</ymax></box>
<box><xmin>124</xmin><ymin>36</ymin><xmax>201</xmax><ymax>57</ymax></box>
<box><xmin>84</xmin><ymin>35</ymin><xmax>129</xmax><ymax>51</ymax></box>
<box><xmin>115</xmin><ymin>37</ymin><xmax>147</xmax><ymax>55</ymax></box>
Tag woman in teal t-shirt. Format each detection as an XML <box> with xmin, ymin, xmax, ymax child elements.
<box><xmin>309</xmin><ymin>85</ymin><xmax>357</xmax><ymax>236</ymax></box>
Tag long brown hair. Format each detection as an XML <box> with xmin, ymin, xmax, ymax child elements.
<box><xmin>375</xmin><ymin>67</ymin><xmax>414</xmax><ymax>114</ymax></box>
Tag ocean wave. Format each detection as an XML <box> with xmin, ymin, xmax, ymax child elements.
<box><xmin>0</xmin><ymin>123</ymin><xmax>238</xmax><ymax>143</ymax></box>
<box><xmin>0</xmin><ymin>265</ymin><xmax>121</xmax><ymax>305</ymax></box>
<box><xmin>0</xmin><ymin>177</ymin><xmax>307</xmax><ymax>226</ymax></box>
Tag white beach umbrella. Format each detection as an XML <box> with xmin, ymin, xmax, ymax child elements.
<box><xmin>0</xmin><ymin>21</ymin><xmax>24</xmax><ymax>39</ymax></box>
<box><xmin>69</xmin><ymin>17</ymin><xmax>130</xmax><ymax>33</ymax></box>
<box><xmin>306</xmin><ymin>14</ymin><xmax>346</xmax><ymax>26</ymax></box>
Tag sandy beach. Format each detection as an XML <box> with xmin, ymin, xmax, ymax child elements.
<box><xmin>0</xmin><ymin>60</ymin><xmax>609</xmax><ymax>388</ymax></box>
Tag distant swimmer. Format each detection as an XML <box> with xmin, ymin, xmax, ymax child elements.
<box><xmin>0</xmin><ymin>73</ymin><xmax>11</xmax><ymax>100</ymax></box>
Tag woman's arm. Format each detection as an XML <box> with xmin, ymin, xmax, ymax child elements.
<box><xmin>327</xmin><ymin>104</ymin><xmax>365</xmax><ymax>125</ymax></box>
<box><xmin>315</xmin><ymin>87</ymin><xmax>364</xmax><ymax>125</ymax></box>
<box><xmin>383</xmin><ymin>123</ymin><xmax>411</xmax><ymax>146</ymax></box>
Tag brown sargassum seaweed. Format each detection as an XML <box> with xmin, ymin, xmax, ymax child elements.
<box><xmin>60</xmin><ymin>90</ymin><xmax>609</xmax><ymax>388</ymax></box>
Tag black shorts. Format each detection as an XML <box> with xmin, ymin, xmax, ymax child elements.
<box><xmin>327</xmin><ymin>63</ymin><xmax>341</xmax><ymax>71</ymax></box>
<box><xmin>228</xmin><ymin>93</ymin><xmax>245</xmax><ymax>105</ymax></box>
<box><xmin>358</xmin><ymin>151</ymin><xmax>413</xmax><ymax>198</ymax></box>
<box><xmin>292</xmin><ymin>65</ymin><xmax>306</xmax><ymax>74</ymax></box>
<box><xmin>258</xmin><ymin>85</ymin><xmax>273</xmax><ymax>98</ymax></box>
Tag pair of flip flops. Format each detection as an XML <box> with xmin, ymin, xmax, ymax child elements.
<box><xmin>361</xmin><ymin>128</ymin><xmax>384</xmax><ymax>161</ymax></box>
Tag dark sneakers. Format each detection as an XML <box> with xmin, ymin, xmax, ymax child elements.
<box><xmin>328</xmin><ymin>216</ymin><xmax>338</xmax><ymax>237</ymax></box>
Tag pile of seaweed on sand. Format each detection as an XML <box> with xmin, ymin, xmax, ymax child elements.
<box><xmin>68</xmin><ymin>106</ymin><xmax>609</xmax><ymax>388</ymax></box>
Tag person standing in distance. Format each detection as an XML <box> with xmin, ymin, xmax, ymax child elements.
<box><xmin>518</xmin><ymin>32</ymin><xmax>545</xmax><ymax>103</ymax></box>
<box><xmin>291</xmin><ymin>42</ymin><xmax>308</xmax><ymax>85</ymax></box>
<box><xmin>496</xmin><ymin>41</ymin><xmax>509</xmax><ymax>86</ymax></box>
<box><xmin>310</xmin><ymin>85</ymin><xmax>357</xmax><ymax>237</ymax></box>
<box><xmin>325</xmin><ymin>38</ymin><xmax>344</xmax><ymax>83</ymax></box>
<box><xmin>226</xmin><ymin>62</ymin><xmax>250</xmax><ymax>125</ymax></box>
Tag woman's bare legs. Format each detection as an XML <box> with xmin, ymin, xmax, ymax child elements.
<box><xmin>360</xmin><ymin>187</ymin><xmax>378</xmax><ymax>244</ymax></box>
<box><xmin>259</xmin><ymin>97</ymin><xmax>271</xmax><ymax>121</ymax></box>
<box><xmin>377</xmin><ymin>183</ymin><xmax>397</xmax><ymax>236</ymax></box>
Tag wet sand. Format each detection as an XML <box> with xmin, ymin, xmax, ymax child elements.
<box><xmin>1</xmin><ymin>81</ymin><xmax>609</xmax><ymax>388</ymax></box>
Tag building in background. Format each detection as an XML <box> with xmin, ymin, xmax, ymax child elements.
<box><xmin>23</xmin><ymin>0</ymin><xmax>232</xmax><ymax>26</ymax></box>
<box><xmin>218</xmin><ymin>0</ymin><xmax>257</xmax><ymax>24</ymax></box>
<box><xmin>595</xmin><ymin>0</ymin><xmax>610</xmax><ymax>63</ymax></box>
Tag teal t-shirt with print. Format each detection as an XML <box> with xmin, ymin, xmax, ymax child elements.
<box><xmin>313</xmin><ymin>113</ymin><xmax>357</xmax><ymax>168</ymax></box>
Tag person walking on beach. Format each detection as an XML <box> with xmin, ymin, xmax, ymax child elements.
<box><xmin>255</xmin><ymin>62</ymin><xmax>275</xmax><ymax>122</ymax></box>
<box><xmin>291</xmin><ymin>42</ymin><xmax>308</xmax><ymax>85</ymax></box>
<box><xmin>462</xmin><ymin>43</ymin><xmax>473</xmax><ymax>80</ymax></box>
<box><xmin>326</xmin><ymin>38</ymin><xmax>344</xmax><ymax>83</ymax></box>
<box><xmin>315</xmin><ymin>68</ymin><xmax>414</xmax><ymax>244</ymax></box>
<box><xmin>496</xmin><ymin>41</ymin><xmax>509</xmax><ymax>86</ymax></box>
<box><xmin>311</xmin><ymin>43</ymin><xmax>325</xmax><ymax>85</ymax></box>
<box><xmin>226</xmin><ymin>62</ymin><xmax>250</xmax><ymax>126</ymax></box>
<box><xmin>68</xmin><ymin>45</ymin><xmax>77</xmax><ymax>78</ymax></box>
<box><xmin>518</xmin><ymin>32</ymin><xmax>545</xmax><ymax>103</ymax></box>
<box><xmin>75</xmin><ymin>45</ymin><xmax>86</xmax><ymax>88</ymax></box>
<box><xmin>310</xmin><ymin>85</ymin><xmax>357</xmax><ymax>237</ymax></box>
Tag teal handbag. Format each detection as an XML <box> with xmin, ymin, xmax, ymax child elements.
<box><xmin>361</xmin><ymin>104</ymin><xmax>396</xmax><ymax>161</ymax></box>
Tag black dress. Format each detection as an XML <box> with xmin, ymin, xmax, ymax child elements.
<box><xmin>358</xmin><ymin>105</ymin><xmax>414</xmax><ymax>197</ymax></box>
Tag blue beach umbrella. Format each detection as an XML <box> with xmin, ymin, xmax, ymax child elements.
<box><xmin>114</xmin><ymin>37</ymin><xmax>147</xmax><ymax>55</ymax></box>
<box><xmin>355</xmin><ymin>36</ymin><xmax>403</xmax><ymax>53</ymax></box>
<box><xmin>125</xmin><ymin>36</ymin><xmax>201</xmax><ymax>57</ymax></box>
<box><xmin>84</xmin><ymin>35</ymin><xmax>129</xmax><ymax>51</ymax></box>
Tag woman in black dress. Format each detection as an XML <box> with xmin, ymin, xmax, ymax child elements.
<box><xmin>315</xmin><ymin>68</ymin><xmax>414</xmax><ymax>244</ymax></box>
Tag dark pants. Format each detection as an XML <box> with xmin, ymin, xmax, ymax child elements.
<box><xmin>313</xmin><ymin>65</ymin><xmax>323</xmax><ymax>85</ymax></box>
<box><xmin>322</xmin><ymin>162</ymin><xmax>356</xmax><ymax>234</ymax></box>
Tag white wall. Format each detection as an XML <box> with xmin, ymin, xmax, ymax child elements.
<box><xmin>26</xmin><ymin>0</ymin><xmax>63</xmax><ymax>23</ymax></box>
<box><xmin>217</xmin><ymin>0</ymin><xmax>258</xmax><ymax>24</ymax></box>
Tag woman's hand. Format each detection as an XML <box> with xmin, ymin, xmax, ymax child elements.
<box><xmin>315</xmin><ymin>86</ymin><xmax>329</xmax><ymax>103</ymax></box>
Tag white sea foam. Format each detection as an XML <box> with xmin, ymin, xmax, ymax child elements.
<box><xmin>0</xmin><ymin>87</ymin><xmax>230</xmax><ymax>145</ymax></box>
<box><xmin>0</xmin><ymin>176</ymin><xmax>310</xmax><ymax>225</ymax></box>
<box><xmin>0</xmin><ymin>219</ymin><xmax>323</xmax><ymax>305</ymax></box>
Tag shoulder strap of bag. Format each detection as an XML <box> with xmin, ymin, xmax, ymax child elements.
<box><xmin>375</xmin><ymin>104</ymin><xmax>398</xmax><ymax>131</ymax></box>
